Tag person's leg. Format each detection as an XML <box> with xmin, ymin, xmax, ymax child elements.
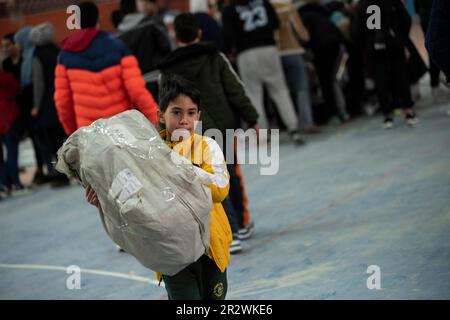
<box><xmin>332</xmin><ymin>46</ymin><xmax>350</xmax><ymax>121</ymax></box>
<box><xmin>33</xmin><ymin>126</ymin><xmax>54</xmax><ymax>173</ymax></box>
<box><xmin>296</xmin><ymin>55</ymin><xmax>315</xmax><ymax>129</ymax></box>
<box><xmin>0</xmin><ymin>136</ymin><xmax>6</xmax><ymax>189</ymax></box>
<box><xmin>237</xmin><ymin>50</ymin><xmax>267</xmax><ymax>129</ymax></box>
<box><xmin>314</xmin><ymin>56</ymin><xmax>337</xmax><ymax>122</ymax></box>
<box><xmin>430</xmin><ymin>59</ymin><xmax>441</xmax><ymax>89</ymax></box>
<box><xmin>371</xmin><ymin>55</ymin><xmax>394</xmax><ymax>120</ymax></box>
<box><xmin>392</xmin><ymin>51</ymin><xmax>417</xmax><ymax>124</ymax></box>
<box><xmin>221</xmin><ymin>196</ymin><xmax>239</xmax><ymax>234</ymax></box>
<box><xmin>226</xmin><ymin>164</ymin><xmax>243</xmax><ymax>228</ymax></box>
<box><xmin>263</xmin><ymin>48</ymin><xmax>299</xmax><ymax>132</ymax></box>
<box><xmin>162</xmin><ymin>258</ymin><xmax>203</xmax><ymax>300</ymax></box>
<box><xmin>3</xmin><ymin>131</ymin><xmax>22</xmax><ymax>188</ymax></box>
<box><xmin>201</xmin><ymin>255</ymin><xmax>228</xmax><ymax>300</ymax></box>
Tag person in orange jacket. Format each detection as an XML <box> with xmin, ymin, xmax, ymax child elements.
<box><xmin>54</xmin><ymin>1</ymin><xmax>158</xmax><ymax>136</ymax></box>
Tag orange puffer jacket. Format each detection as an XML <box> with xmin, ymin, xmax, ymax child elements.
<box><xmin>54</xmin><ymin>28</ymin><xmax>158</xmax><ymax>135</ymax></box>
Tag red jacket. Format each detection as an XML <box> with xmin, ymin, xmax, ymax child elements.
<box><xmin>0</xmin><ymin>71</ymin><xmax>20</xmax><ymax>135</ymax></box>
<box><xmin>54</xmin><ymin>29</ymin><xmax>158</xmax><ymax>135</ymax></box>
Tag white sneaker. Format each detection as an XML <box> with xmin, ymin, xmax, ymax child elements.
<box><xmin>230</xmin><ymin>239</ymin><xmax>242</xmax><ymax>254</ymax></box>
<box><xmin>383</xmin><ymin>118</ymin><xmax>394</xmax><ymax>129</ymax></box>
<box><xmin>237</xmin><ymin>220</ymin><xmax>255</xmax><ymax>240</ymax></box>
<box><xmin>405</xmin><ymin>113</ymin><xmax>419</xmax><ymax>127</ymax></box>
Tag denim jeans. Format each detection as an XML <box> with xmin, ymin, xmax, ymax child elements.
<box><xmin>281</xmin><ymin>54</ymin><xmax>314</xmax><ymax>129</ymax></box>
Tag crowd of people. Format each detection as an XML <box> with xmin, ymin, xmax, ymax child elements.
<box><xmin>1</xmin><ymin>0</ymin><xmax>449</xmax><ymax>300</ymax></box>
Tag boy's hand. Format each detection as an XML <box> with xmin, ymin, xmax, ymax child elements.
<box><xmin>85</xmin><ymin>184</ymin><xmax>100</xmax><ymax>208</ymax></box>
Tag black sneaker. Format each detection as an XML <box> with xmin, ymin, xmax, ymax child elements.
<box><xmin>50</xmin><ymin>174</ymin><xmax>71</xmax><ymax>188</ymax></box>
<box><xmin>33</xmin><ymin>172</ymin><xmax>53</xmax><ymax>185</ymax></box>
<box><xmin>405</xmin><ymin>112</ymin><xmax>419</xmax><ymax>127</ymax></box>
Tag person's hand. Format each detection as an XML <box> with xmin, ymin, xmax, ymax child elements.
<box><xmin>31</xmin><ymin>107</ymin><xmax>39</xmax><ymax>117</ymax></box>
<box><xmin>249</xmin><ymin>123</ymin><xmax>261</xmax><ymax>144</ymax></box>
<box><xmin>85</xmin><ymin>184</ymin><xmax>99</xmax><ymax>208</ymax></box>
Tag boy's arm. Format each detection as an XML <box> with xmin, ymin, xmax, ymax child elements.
<box><xmin>218</xmin><ymin>52</ymin><xmax>259</xmax><ymax>127</ymax></box>
<box><xmin>199</xmin><ymin>137</ymin><xmax>230</xmax><ymax>203</ymax></box>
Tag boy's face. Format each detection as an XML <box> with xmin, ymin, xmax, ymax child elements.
<box><xmin>159</xmin><ymin>94</ymin><xmax>201</xmax><ymax>141</ymax></box>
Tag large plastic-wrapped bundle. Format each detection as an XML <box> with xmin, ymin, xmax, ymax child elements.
<box><xmin>56</xmin><ymin>110</ymin><xmax>212</xmax><ymax>275</ymax></box>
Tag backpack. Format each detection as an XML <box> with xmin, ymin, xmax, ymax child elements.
<box><xmin>56</xmin><ymin>110</ymin><xmax>212</xmax><ymax>275</ymax></box>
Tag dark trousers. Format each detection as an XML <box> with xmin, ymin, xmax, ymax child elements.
<box><xmin>162</xmin><ymin>255</ymin><xmax>227</xmax><ymax>300</ymax></box>
<box><xmin>0</xmin><ymin>131</ymin><xmax>21</xmax><ymax>188</ymax></box>
<box><xmin>314</xmin><ymin>45</ymin><xmax>341</xmax><ymax>121</ymax></box>
<box><xmin>371</xmin><ymin>50</ymin><xmax>414</xmax><ymax>116</ymax></box>
<box><xmin>421</xmin><ymin>14</ymin><xmax>441</xmax><ymax>88</ymax></box>
<box><xmin>34</xmin><ymin>124</ymin><xmax>66</xmax><ymax>172</ymax></box>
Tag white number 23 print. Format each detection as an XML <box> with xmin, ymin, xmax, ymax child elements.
<box><xmin>239</xmin><ymin>5</ymin><xmax>268</xmax><ymax>32</ymax></box>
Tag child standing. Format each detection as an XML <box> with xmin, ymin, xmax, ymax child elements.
<box><xmin>86</xmin><ymin>75</ymin><xmax>232</xmax><ymax>300</ymax></box>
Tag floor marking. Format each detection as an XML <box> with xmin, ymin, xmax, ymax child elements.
<box><xmin>0</xmin><ymin>263</ymin><xmax>164</xmax><ymax>287</ymax></box>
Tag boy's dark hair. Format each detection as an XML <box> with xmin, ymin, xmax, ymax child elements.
<box><xmin>79</xmin><ymin>1</ymin><xmax>99</xmax><ymax>28</ymax></box>
<box><xmin>159</xmin><ymin>74</ymin><xmax>201</xmax><ymax>112</ymax></box>
<box><xmin>2</xmin><ymin>32</ymin><xmax>15</xmax><ymax>43</ymax></box>
<box><xmin>174</xmin><ymin>13</ymin><xmax>199</xmax><ymax>43</ymax></box>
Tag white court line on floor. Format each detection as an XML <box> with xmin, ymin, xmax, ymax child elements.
<box><xmin>0</xmin><ymin>263</ymin><xmax>164</xmax><ymax>287</ymax></box>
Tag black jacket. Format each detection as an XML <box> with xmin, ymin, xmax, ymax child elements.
<box><xmin>33</xmin><ymin>43</ymin><xmax>60</xmax><ymax>127</ymax></box>
<box><xmin>222</xmin><ymin>0</ymin><xmax>279</xmax><ymax>55</ymax></box>
<box><xmin>118</xmin><ymin>16</ymin><xmax>172</xmax><ymax>73</ymax></box>
<box><xmin>298</xmin><ymin>3</ymin><xmax>343</xmax><ymax>53</ymax></box>
<box><xmin>351</xmin><ymin>0</ymin><xmax>411</xmax><ymax>57</ymax></box>
<box><xmin>157</xmin><ymin>43</ymin><xmax>259</xmax><ymax>134</ymax></box>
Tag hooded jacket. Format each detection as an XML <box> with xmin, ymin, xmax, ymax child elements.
<box><xmin>157</xmin><ymin>43</ymin><xmax>259</xmax><ymax>135</ymax></box>
<box><xmin>158</xmin><ymin>129</ymin><xmax>232</xmax><ymax>277</ymax></box>
<box><xmin>30</xmin><ymin>22</ymin><xmax>61</xmax><ymax>127</ymax></box>
<box><xmin>117</xmin><ymin>15</ymin><xmax>172</xmax><ymax>74</ymax></box>
<box><xmin>54</xmin><ymin>28</ymin><xmax>158</xmax><ymax>135</ymax></box>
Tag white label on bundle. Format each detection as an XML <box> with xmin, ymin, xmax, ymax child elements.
<box><xmin>109</xmin><ymin>168</ymin><xmax>143</xmax><ymax>203</ymax></box>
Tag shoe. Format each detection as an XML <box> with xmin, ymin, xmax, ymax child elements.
<box><xmin>237</xmin><ymin>220</ymin><xmax>255</xmax><ymax>240</ymax></box>
<box><xmin>290</xmin><ymin>131</ymin><xmax>306</xmax><ymax>145</ymax></box>
<box><xmin>383</xmin><ymin>118</ymin><xmax>394</xmax><ymax>129</ymax></box>
<box><xmin>339</xmin><ymin>112</ymin><xmax>351</xmax><ymax>123</ymax></box>
<box><xmin>50</xmin><ymin>174</ymin><xmax>71</xmax><ymax>188</ymax></box>
<box><xmin>116</xmin><ymin>245</ymin><xmax>126</xmax><ymax>253</ymax></box>
<box><xmin>0</xmin><ymin>185</ymin><xmax>7</xmax><ymax>200</ymax></box>
<box><xmin>302</xmin><ymin>126</ymin><xmax>322</xmax><ymax>134</ymax></box>
<box><xmin>33</xmin><ymin>172</ymin><xmax>53</xmax><ymax>185</ymax></box>
<box><xmin>230</xmin><ymin>238</ymin><xmax>242</xmax><ymax>254</ymax></box>
<box><xmin>405</xmin><ymin>112</ymin><xmax>419</xmax><ymax>127</ymax></box>
<box><xmin>9</xmin><ymin>184</ymin><xmax>31</xmax><ymax>196</ymax></box>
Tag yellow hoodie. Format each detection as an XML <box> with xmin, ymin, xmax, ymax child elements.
<box><xmin>156</xmin><ymin>130</ymin><xmax>232</xmax><ymax>280</ymax></box>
